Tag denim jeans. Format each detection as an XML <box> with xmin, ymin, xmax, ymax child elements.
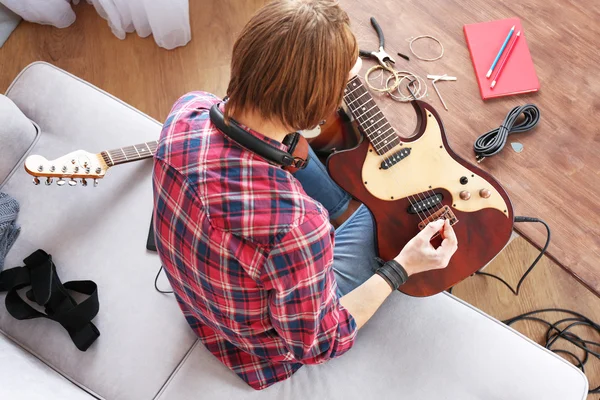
<box><xmin>293</xmin><ymin>147</ymin><xmax>380</xmax><ymax>297</ymax></box>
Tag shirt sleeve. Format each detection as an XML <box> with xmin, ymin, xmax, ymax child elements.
<box><xmin>262</xmin><ymin>213</ymin><xmax>357</xmax><ymax>365</ymax></box>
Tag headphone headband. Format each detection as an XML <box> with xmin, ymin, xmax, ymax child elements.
<box><xmin>209</xmin><ymin>103</ymin><xmax>309</xmax><ymax>172</ymax></box>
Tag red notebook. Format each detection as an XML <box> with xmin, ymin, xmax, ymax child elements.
<box><xmin>464</xmin><ymin>18</ymin><xmax>539</xmax><ymax>100</ymax></box>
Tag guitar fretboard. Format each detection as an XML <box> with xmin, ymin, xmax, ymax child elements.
<box><xmin>101</xmin><ymin>141</ymin><xmax>159</xmax><ymax>166</ymax></box>
<box><xmin>344</xmin><ymin>76</ymin><xmax>400</xmax><ymax>155</ymax></box>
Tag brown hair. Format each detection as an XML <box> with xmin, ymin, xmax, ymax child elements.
<box><xmin>225</xmin><ymin>0</ymin><xmax>358</xmax><ymax>131</ymax></box>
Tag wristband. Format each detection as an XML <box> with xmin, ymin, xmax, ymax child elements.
<box><xmin>375</xmin><ymin>259</ymin><xmax>409</xmax><ymax>291</ymax></box>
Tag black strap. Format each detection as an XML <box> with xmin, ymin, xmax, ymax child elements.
<box><xmin>0</xmin><ymin>249</ymin><xmax>100</xmax><ymax>351</ymax></box>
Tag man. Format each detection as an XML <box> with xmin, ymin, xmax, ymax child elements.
<box><xmin>152</xmin><ymin>0</ymin><xmax>458</xmax><ymax>390</ymax></box>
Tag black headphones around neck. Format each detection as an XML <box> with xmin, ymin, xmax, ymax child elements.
<box><xmin>209</xmin><ymin>103</ymin><xmax>309</xmax><ymax>171</ymax></box>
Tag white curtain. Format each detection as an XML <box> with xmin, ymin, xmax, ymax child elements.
<box><xmin>0</xmin><ymin>0</ymin><xmax>190</xmax><ymax>50</ymax></box>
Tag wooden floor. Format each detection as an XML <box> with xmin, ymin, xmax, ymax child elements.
<box><xmin>0</xmin><ymin>2</ymin><xmax>597</xmax><ymax>397</ymax></box>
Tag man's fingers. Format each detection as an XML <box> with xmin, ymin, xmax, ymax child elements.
<box><xmin>419</xmin><ymin>219</ymin><xmax>445</xmax><ymax>240</ymax></box>
<box><xmin>442</xmin><ymin>220</ymin><xmax>458</xmax><ymax>247</ymax></box>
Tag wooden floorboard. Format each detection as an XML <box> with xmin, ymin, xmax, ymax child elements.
<box><xmin>0</xmin><ymin>2</ymin><xmax>597</xmax><ymax>397</ymax></box>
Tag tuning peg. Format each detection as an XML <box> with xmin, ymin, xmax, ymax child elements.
<box><xmin>33</xmin><ymin>177</ymin><xmax>40</xmax><ymax>185</ymax></box>
<box><xmin>37</xmin><ymin>165</ymin><xmax>43</xmax><ymax>172</ymax></box>
<box><xmin>81</xmin><ymin>179</ymin><xmax>88</xmax><ymax>187</ymax></box>
<box><xmin>56</xmin><ymin>179</ymin><xmax>66</xmax><ymax>187</ymax></box>
<box><xmin>93</xmin><ymin>179</ymin><xmax>99</xmax><ymax>187</ymax></box>
<box><xmin>85</xmin><ymin>167</ymin><xmax>91</xmax><ymax>174</ymax></box>
<box><xmin>45</xmin><ymin>177</ymin><xmax>53</xmax><ymax>186</ymax></box>
<box><xmin>73</xmin><ymin>166</ymin><xmax>79</xmax><ymax>173</ymax></box>
<box><xmin>50</xmin><ymin>165</ymin><xmax>56</xmax><ymax>172</ymax></box>
<box><xmin>68</xmin><ymin>179</ymin><xmax>77</xmax><ymax>186</ymax></box>
<box><xmin>95</xmin><ymin>167</ymin><xmax>101</xmax><ymax>174</ymax></box>
<box><xmin>61</xmin><ymin>166</ymin><xmax>67</xmax><ymax>173</ymax></box>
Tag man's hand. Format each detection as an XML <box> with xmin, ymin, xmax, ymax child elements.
<box><xmin>395</xmin><ymin>219</ymin><xmax>458</xmax><ymax>276</ymax></box>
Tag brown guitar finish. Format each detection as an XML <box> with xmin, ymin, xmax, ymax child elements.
<box><xmin>308</xmin><ymin>109</ymin><xmax>361</xmax><ymax>155</ymax></box>
<box><xmin>327</xmin><ymin>100</ymin><xmax>514</xmax><ymax>297</ymax></box>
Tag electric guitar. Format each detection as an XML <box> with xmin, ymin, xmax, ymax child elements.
<box><xmin>327</xmin><ymin>75</ymin><xmax>514</xmax><ymax>297</ymax></box>
<box><xmin>24</xmin><ymin>141</ymin><xmax>158</xmax><ymax>186</ymax></box>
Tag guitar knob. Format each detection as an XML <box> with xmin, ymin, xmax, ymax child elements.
<box><xmin>68</xmin><ymin>179</ymin><xmax>77</xmax><ymax>186</ymax></box>
<box><xmin>45</xmin><ymin>177</ymin><xmax>53</xmax><ymax>186</ymax></box>
<box><xmin>81</xmin><ymin>179</ymin><xmax>88</xmax><ymax>187</ymax></box>
<box><xmin>56</xmin><ymin>179</ymin><xmax>66</xmax><ymax>187</ymax></box>
<box><xmin>459</xmin><ymin>190</ymin><xmax>471</xmax><ymax>200</ymax></box>
<box><xmin>93</xmin><ymin>179</ymin><xmax>99</xmax><ymax>187</ymax></box>
<box><xmin>33</xmin><ymin>177</ymin><xmax>40</xmax><ymax>185</ymax></box>
<box><xmin>479</xmin><ymin>188</ymin><xmax>491</xmax><ymax>199</ymax></box>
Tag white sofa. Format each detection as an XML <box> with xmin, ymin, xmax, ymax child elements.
<box><xmin>0</xmin><ymin>62</ymin><xmax>589</xmax><ymax>399</ymax></box>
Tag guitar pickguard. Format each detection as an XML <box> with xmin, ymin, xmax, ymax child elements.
<box><xmin>361</xmin><ymin>111</ymin><xmax>509</xmax><ymax>217</ymax></box>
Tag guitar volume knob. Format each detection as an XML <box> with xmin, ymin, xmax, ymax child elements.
<box><xmin>479</xmin><ymin>188</ymin><xmax>491</xmax><ymax>199</ymax></box>
<box><xmin>459</xmin><ymin>190</ymin><xmax>471</xmax><ymax>200</ymax></box>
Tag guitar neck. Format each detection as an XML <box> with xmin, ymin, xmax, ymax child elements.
<box><xmin>344</xmin><ymin>76</ymin><xmax>401</xmax><ymax>155</ymax></box>
<box><xmin>100</xmin><ymin>140</ymin><xmax>159</xmax><ymax>167</ymax></box>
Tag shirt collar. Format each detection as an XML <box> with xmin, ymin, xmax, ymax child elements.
<box><xmin>218</xmin><ymin>103</ymin><xmax>289</xmax><ymax>152</ymax></box>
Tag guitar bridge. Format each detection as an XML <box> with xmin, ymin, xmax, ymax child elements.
<box><xmin>417</xmin><ymin>205</ymin><xmax>458</xmax><ymax>239</ymax></box>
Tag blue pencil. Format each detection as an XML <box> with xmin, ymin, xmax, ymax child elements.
<box><xmin>486</xmin><ymin>25</ymin><xmax>515</xmax><ymax>78</ymax></box>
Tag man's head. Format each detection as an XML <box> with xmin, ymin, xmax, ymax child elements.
<box><xmin>225</xmin><ymin>0</ymin><xmax>358</xmax><ymax>132</ymax></box>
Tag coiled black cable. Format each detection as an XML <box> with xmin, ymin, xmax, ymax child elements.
<box><xmin>473</xmin><ymin>104</ymin><xmax>541</xmax><ymax>162</ymax></box>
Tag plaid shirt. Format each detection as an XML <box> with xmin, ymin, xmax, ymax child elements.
<box><xmin>152</xmin><ymin>92</ymin><xmax>357</xmax><ymax>390</ymax></box>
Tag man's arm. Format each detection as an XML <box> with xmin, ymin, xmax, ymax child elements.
<box><xmin>339</xmin><ymin>274</ymin><xmax>392</xmax><ymax>330</ymax></box>
<box><xmin>262</xmin><ymin>214</ymin><xmax>357</xmax><ymax>365</ymax></box>
<box><xmin>340</xmin><ymin>219</ymin><xmax>458</xmax><ymax>330</ymax></box>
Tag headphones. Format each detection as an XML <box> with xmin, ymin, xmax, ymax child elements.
<box><xmin>209</xmin><ymin>103</ymin><xmax>309</xmax><ymax>173</ymax></box>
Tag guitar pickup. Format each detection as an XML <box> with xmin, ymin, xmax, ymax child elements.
<box><xmin>407</xmin><ymin>193</ymin><xmax>443</xmax><ymax>214</ymax></box>
<box><xmin>417</xmin><ymin>205</ymin><xmax>458</xmax><ymax>239</ymax></box>
<box><xmin>381</xmin><ymin>147</ymin><xmax>411</xmax><ymax>170</ymax></box>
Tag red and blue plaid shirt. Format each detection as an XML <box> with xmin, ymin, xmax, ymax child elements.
<box><xmin>152</xmin><ymin>92</ymin><xmax>357</xmax><ymax>390</ymax></box>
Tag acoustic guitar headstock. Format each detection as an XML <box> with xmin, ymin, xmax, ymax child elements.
<box><xmin>24</xmin><ymin>150</ymin><xmax>108</xmax><ymax>187</ymax></box>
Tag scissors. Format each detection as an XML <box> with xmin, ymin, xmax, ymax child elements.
<box><xmin>359</xmin><ymin>17</ymin><xmax>396</xmax><ymax>69</ymax></box>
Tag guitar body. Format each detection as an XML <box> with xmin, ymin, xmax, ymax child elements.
<box><xmin>327</xmin><ymin>99</ymin><xmax>514</xmax><ymax>297</ymax></box>
<box><xmin>306</xmin><ymin>109</ymin><xmax>361</xmax><ymax>156</ymax></box>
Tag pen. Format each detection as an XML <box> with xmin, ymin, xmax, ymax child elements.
<box><xmin>486</xmin><ymin>25</ymin><xmax>515</xmax><ymax>78</ymax></box>
<box><xmin>491</xmin><ymin>31</ymin><xmax>521</xmax><ymax>89</ymax></box>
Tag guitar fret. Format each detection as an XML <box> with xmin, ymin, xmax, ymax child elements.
<box><xmin>133</xmin><ymin>145</ymin><xmax>141</xmax><ymax>157</ymax></box>
<box><xmin>346</xmin><ymin>91</ymin><xmax>368</xmax><ymax>106</ymax></box>
<box><xmin>121</xmin><ymin>148</ymin><xmax>128</xmax><ymax>160</ymax></box>
<box><xmin>343</xmin><ymin>77</ymin><xmax>401</xmax><ymax>155</ymax></box>
<box><xmin>354</xmin><ymin>104</ymin><xmax>379</xmax><ymax>120</ymax></box>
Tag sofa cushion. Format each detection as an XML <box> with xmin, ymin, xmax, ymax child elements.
<box><xmin>0</xmin><ymin>94</ymin><xmax>38</xmax><ymax>188</ymax></box>
<box><xmin>156</xmin><ymin>291</ymin><xmax>588</xmax><ymax>400</ymax></box>
<box><xmin>0</xmin><ymin>62</ymin><xmax>198</xmax><ymax>400</ymax></box>
<box><xmin>0</xmin><ymin>332</ymin><xmax>96</xmax><ymax>399</ymax></box>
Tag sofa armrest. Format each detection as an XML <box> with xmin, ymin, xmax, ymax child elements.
<box><xmin>0</xmin><ymin>94</ymin><xmax>38</xmax><ymax>188</ymax></box>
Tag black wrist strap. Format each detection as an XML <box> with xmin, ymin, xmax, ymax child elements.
<box><xmin>0</xmin><ymin>249</ymin><xmax>100</xmax><ymax>351</ymax></box>
<box><xmin>375</xmin><ymin>259</ymin><xmax>409</xmax><ymax>291</ymax></box>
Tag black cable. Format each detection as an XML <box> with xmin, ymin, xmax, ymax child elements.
<box><xmin>474</xmin><ymin>216</ymin><xmax>550</xmax><ymax>296</ymax></box>
<box><xmin>503</xmin><ymin>309</ymin><xmax>600</xmax><ymax>394</ymax></box>
<box><xmin>472</xmin><ymin>217</ymin><xmax>599</xmax><ymax>394</ymax></box>
<box><xmin>473</xmin><ymin>104</ymin><xmax>540</xmax><ymax>162</ymax></box>
<box><xmin>154</xmin><ymin>266</ymin><xmax>173</xmax><ymax>294</ymax></box>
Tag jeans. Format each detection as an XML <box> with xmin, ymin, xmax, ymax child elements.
<box><xmin>293</xmin><ymin>147</ymin><xmax>380</xmax><ymax>297</ymax></box>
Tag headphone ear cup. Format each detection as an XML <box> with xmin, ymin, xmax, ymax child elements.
<box><xmin>283</xmin><ymin>133</ymin><xmax>310</xmax><ymax>173</ymax></box>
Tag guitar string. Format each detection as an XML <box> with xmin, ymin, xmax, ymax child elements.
<box><xmin>344</xmin><ymin>79</ymin><xmax>429</xmax><ymax>222</ymax></box>
<box><xmin>344</xmin><ymin>80</ymin><xmax>431</xmax><ymax>222</ymax></box>
<box><xmin>346</xmin><ymin>77</ymin><xmax>443</xmax><ymax>221</ymax></box>
<box><xmin>362</xmin><ymin>70</ymin><xmax>443</xmax><ymax>215</ymax></box>
<box><xmin>107</xmin><ymin>142</ymin><xmax>158</xmax><ymax>164</ymax></box>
